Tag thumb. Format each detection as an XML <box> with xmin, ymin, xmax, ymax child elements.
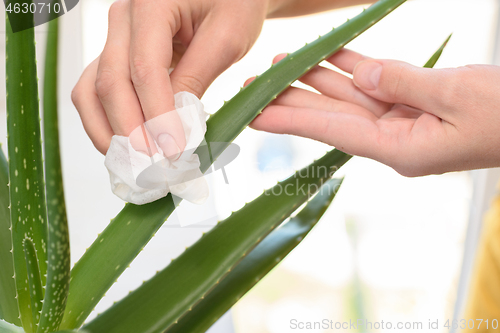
<box><xmin>170</xmin><ymin>21</ymin><xmax>248</xmax><ymax>98</ymax></box>
<box><xmin>352</xmin><ymin>59</ymin><xmax>449</xmax><ymax>114</ymax></box>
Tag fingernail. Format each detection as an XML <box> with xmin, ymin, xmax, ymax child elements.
<box><xmin>353</xmin><ymin>61</ymin><xmax>382</xmax><ymax>90</ymax></box>
<box><xmin>157</xmin><ymin>133</ymin><xmax>181</xmax><ymax>160</ymax></box>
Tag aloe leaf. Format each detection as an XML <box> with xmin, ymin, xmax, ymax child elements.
<box><xmin>63</xmin><ymin>7</ymin><xmax>448</xmax><ymax>331</ymax></box>
<box><xmin>164</xmin><ymin>31</ymin><xmax>450</xmax><ymax>333</ymax></box>
<box><xmin>59</xmin><ymin>197</ymin><xmax>177</xmax><ymax>330</ymax></box>
<box><xmin>80</xmin><ymin>150</ymin><xmax>350</xmax><ymax>333</ymax></box>
<box><xmin>200</xmin><ymin>0</ymin><xmax>406</xmax><ymax>164</ymax></box>
<box><xmin>167</xmin><ymin>178</ymin><xmax>344</xmax><ymax>333</ymax></box>
<box><xmin>37</xmin><ymin>18</ymin><xmax>71</xmax><ymax>333</ymax></box>
<box><xmin>0</xmin><ymin>145</ymin><xmax>21</xmax><ymax>326</ymax></box>
<box><xmin>61</xmin><ymin>1</ymin><xmax>405</xmax><ymax>328</ymax></box>
<box><xmin>23</xmin><ymin>239</ymin><xmax>44</xmax><ymax>332</ymax></box>
<box><xmin>6</xmin><ymin>12</ymin><xmax>48</xmax><ymax>333</ymax></box>
<box><xmin>424</xmin><ymin>34</ymin><xmax>452</xmax><ymax>68</ymax></box>
<box><xmin>169</xmin><ymin>26</ymin><xmax>450</xmax><ymax>333</ymax></box>
<box><xmin>0</xmin><ymin>319</ymin><xmax>24</xmax><ymax>333</ymax></box>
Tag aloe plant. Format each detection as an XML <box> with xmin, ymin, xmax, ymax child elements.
<box><xmin>6</xmin><ymin>11</ymin><xmax>48</xmax><ymax>333</ymax></box>
<box><xmin>37</xmin><ymin>17</ymin><xmax>71</xmax><ymax>333</ymax></box>
<box><xmin>0</xmin><ymin>0</ymin><xmax>452</xmax><ymax>332</ymax></box>
<box><xmin>0</xmin><ymin>147</ymin><xmax>19</xmax><ymax>327</ymax></box>
<box><xmin>60</xmin><ymin>2</ymin><xmax>405</xmax><ymax>328</ymax></box>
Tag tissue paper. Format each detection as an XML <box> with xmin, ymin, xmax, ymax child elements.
<box><xmin>104</xmin><ymin>92</ymin><xmax>209</xmax><ymax>205</ymax></box>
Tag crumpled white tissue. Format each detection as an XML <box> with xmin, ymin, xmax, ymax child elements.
<box><xmin>104</xmin><ymin>92</ymin><xmax>209</xmax><ymax>205</ymax></box>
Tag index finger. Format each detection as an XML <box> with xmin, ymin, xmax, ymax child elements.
<box><xmin>129</xmin><ymin>0</ymin><xmax>186</xmax><ymax>159</ymax></box>
<box><xmin>327</xmin><ymin>48</ymin><xmax>369</xmax><ymax>74</ymax></box>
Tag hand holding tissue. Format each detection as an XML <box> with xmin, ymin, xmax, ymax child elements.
<box><xmin>104</xmin><ymin>92</ymin><xmax>209</xmax><ymax>205</ymax></box>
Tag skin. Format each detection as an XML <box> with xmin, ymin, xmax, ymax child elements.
<box><xmin>71</xmin><ymin>0</ymin><xmax>372</xmax><ymax>157</ymax></box>
<box><xmin>249</xmin><ymin>50</ymin><xmax>500</xmax><ymax>176</ymax></box>
<box><xmin>72</xmin><ymin>0</ymin><xmax>500</xmax><ymax>176</ymax></box>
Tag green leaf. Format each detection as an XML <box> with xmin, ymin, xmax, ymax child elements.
<box><xmin>61</xmin><ymin>1</ymin><xmax>405</xmax><ymax>328</ymax></box>
<box><xmin>424</xmin><ymin>34</ymin><xmax>452</xmax><ymax>68</ymax></box>
<box><xmin>0</xmin><ymin>145</ymin><xmax>21</xmax><ymax>326</ymax></box>
<box><xmin>200</xmin><ymin>0</ymin><xmax>407</xmax><ymax>165</ymax></box>
<box><xmin>81</xmin><ymin>150</ymin><xmax>350</xmax><ymax>333</ymax></box>
<box><xmin>37</xmin><ymin>17</ymin><xmax>71</xmax><ymax>333</ymax></box>
<box><xmin>165</xmin><ymin>29</ymin><xmax>448</xmax><ymax>333</ymax></box>
<box><xmin>59</xmin><ymin>198</ymin><xmax>177</xmax><ymax>330</ymax></box>
<box><xmin>0</xmin><ymin>319</ymin><xmax>24</xmax><ymax>333</ymax></box>
<box><xmin>23</xmin><ymin>239</ymin><xmax>44</xmax><ymax>332</ymax></box>
<box><xmin>167</xmin><ymin>178</ymin><xmax>344</xmax><ymax>333</ymax></box>
<box><xmin>6</xmin><ymin>12</ymin><xmax>48</xmax><ymax>333</ymax></box>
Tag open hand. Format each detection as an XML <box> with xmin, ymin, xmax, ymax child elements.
<box><xmin>250</xmin><ymin>49</ymin><xmax>500</xmax><ymax>176</ymax></box>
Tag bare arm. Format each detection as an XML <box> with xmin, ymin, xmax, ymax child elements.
<box><xmin>267</xmin><ymin>0</ymin><xmax>375</xmax><ymax>18</ymax></box>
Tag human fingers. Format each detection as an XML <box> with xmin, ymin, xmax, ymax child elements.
<box><xmin>270</xmin><ymin>49</ymin><xmax>367</xmax><ymax>74</ymax></box>
<box><xmin>381</xmin><ymin>104</ymin><xmax>423</xmax><ymax>120</ymax></box>
<box><xmin>269</xmin><ymin>53</ymin><xmax>390</xmax><ymax>116</ymax></box>
<box><xmin>96</xmin><ymin>0</ymin><xmax>158</xmax><ymax>155</ymax></box>
<box><xmin>298</xmin><ymin>64</ymin><xmax>392</xmax><ymax>117</ymax></box>
<box><xmin>171</xmin><ymin>36</ymin><xmax>186</xmax><ymax>68</ymax></box>
<box><xmin>326</xmin><ymin>48</ymin><xmax>368</xmax><ymax>74</ymax></box>
<box><xmin>72</xmin><ymin>58</ymin><xmax>114</xmax><ymax>155</ymax></box>
<box><xmin>352</xmin><ymin>59</ymin><xmax>455</xmax><ymax>120</ymax></box>
<box><xmin>129</xmin><ymin>0</ymin><xmax>185</xmax><ymax>160</ymax></box>
<box><xmin>251</xmin><ymin>104</ymin><xmax>453</xmax><ymax>177</ymax></box>
<box><xmin>250</xmin><ymin>104</ymin><xmax>381</xmax><ymax>158</ymax></box>
<box><xmin>243</xmin><ymin>73</ymin><xmax>377</xmax><ymax>121</ymax></box>
<box><xmin>170</xmin><ymin>7</ymin><xmax>263</xmax><ymax>97</ymax></box>
<box><xmin>269</xmin><ymin>86</ymin><xmax>379</xmax><ymax>122</ymax></box>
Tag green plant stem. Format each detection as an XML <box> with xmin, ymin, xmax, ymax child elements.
<box><xmin>0</xmin><ymin>319</ymin><xmax>24</xmax><ymax>333</ymax></box>
<box><xmin>23</xmin><ymin>239</ymin><xmax>44</xmax><ymax>332</ymax></box>
<box><xmin>167</xmin><ymin>178</ymin><xmax>344</xmax><ymax>333</ymax></box>
<box><xmin>37</xmin><ymin>17</ymin><xmax>71</xmax><ymax>333</ymax></box>
<box><xmin>0</xmin><ymin>145</ymin><xmax>20</xmax><ymax>326</ymax></box>
<box><xmin>6</xmin><ymin>12</ymin><xmax>48</xmax><ymax>333</ymax></box>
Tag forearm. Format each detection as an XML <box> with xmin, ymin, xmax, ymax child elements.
<box><xmin>267</xmin><ymin>0</ymin><xmax>375</xmax><ymax>18</ymax></box>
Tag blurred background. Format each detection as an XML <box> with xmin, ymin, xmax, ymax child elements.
<box><xmin>1</xmin><ymin>0</ymin><xmax>500</xmax><ymax>332</ymax></box>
